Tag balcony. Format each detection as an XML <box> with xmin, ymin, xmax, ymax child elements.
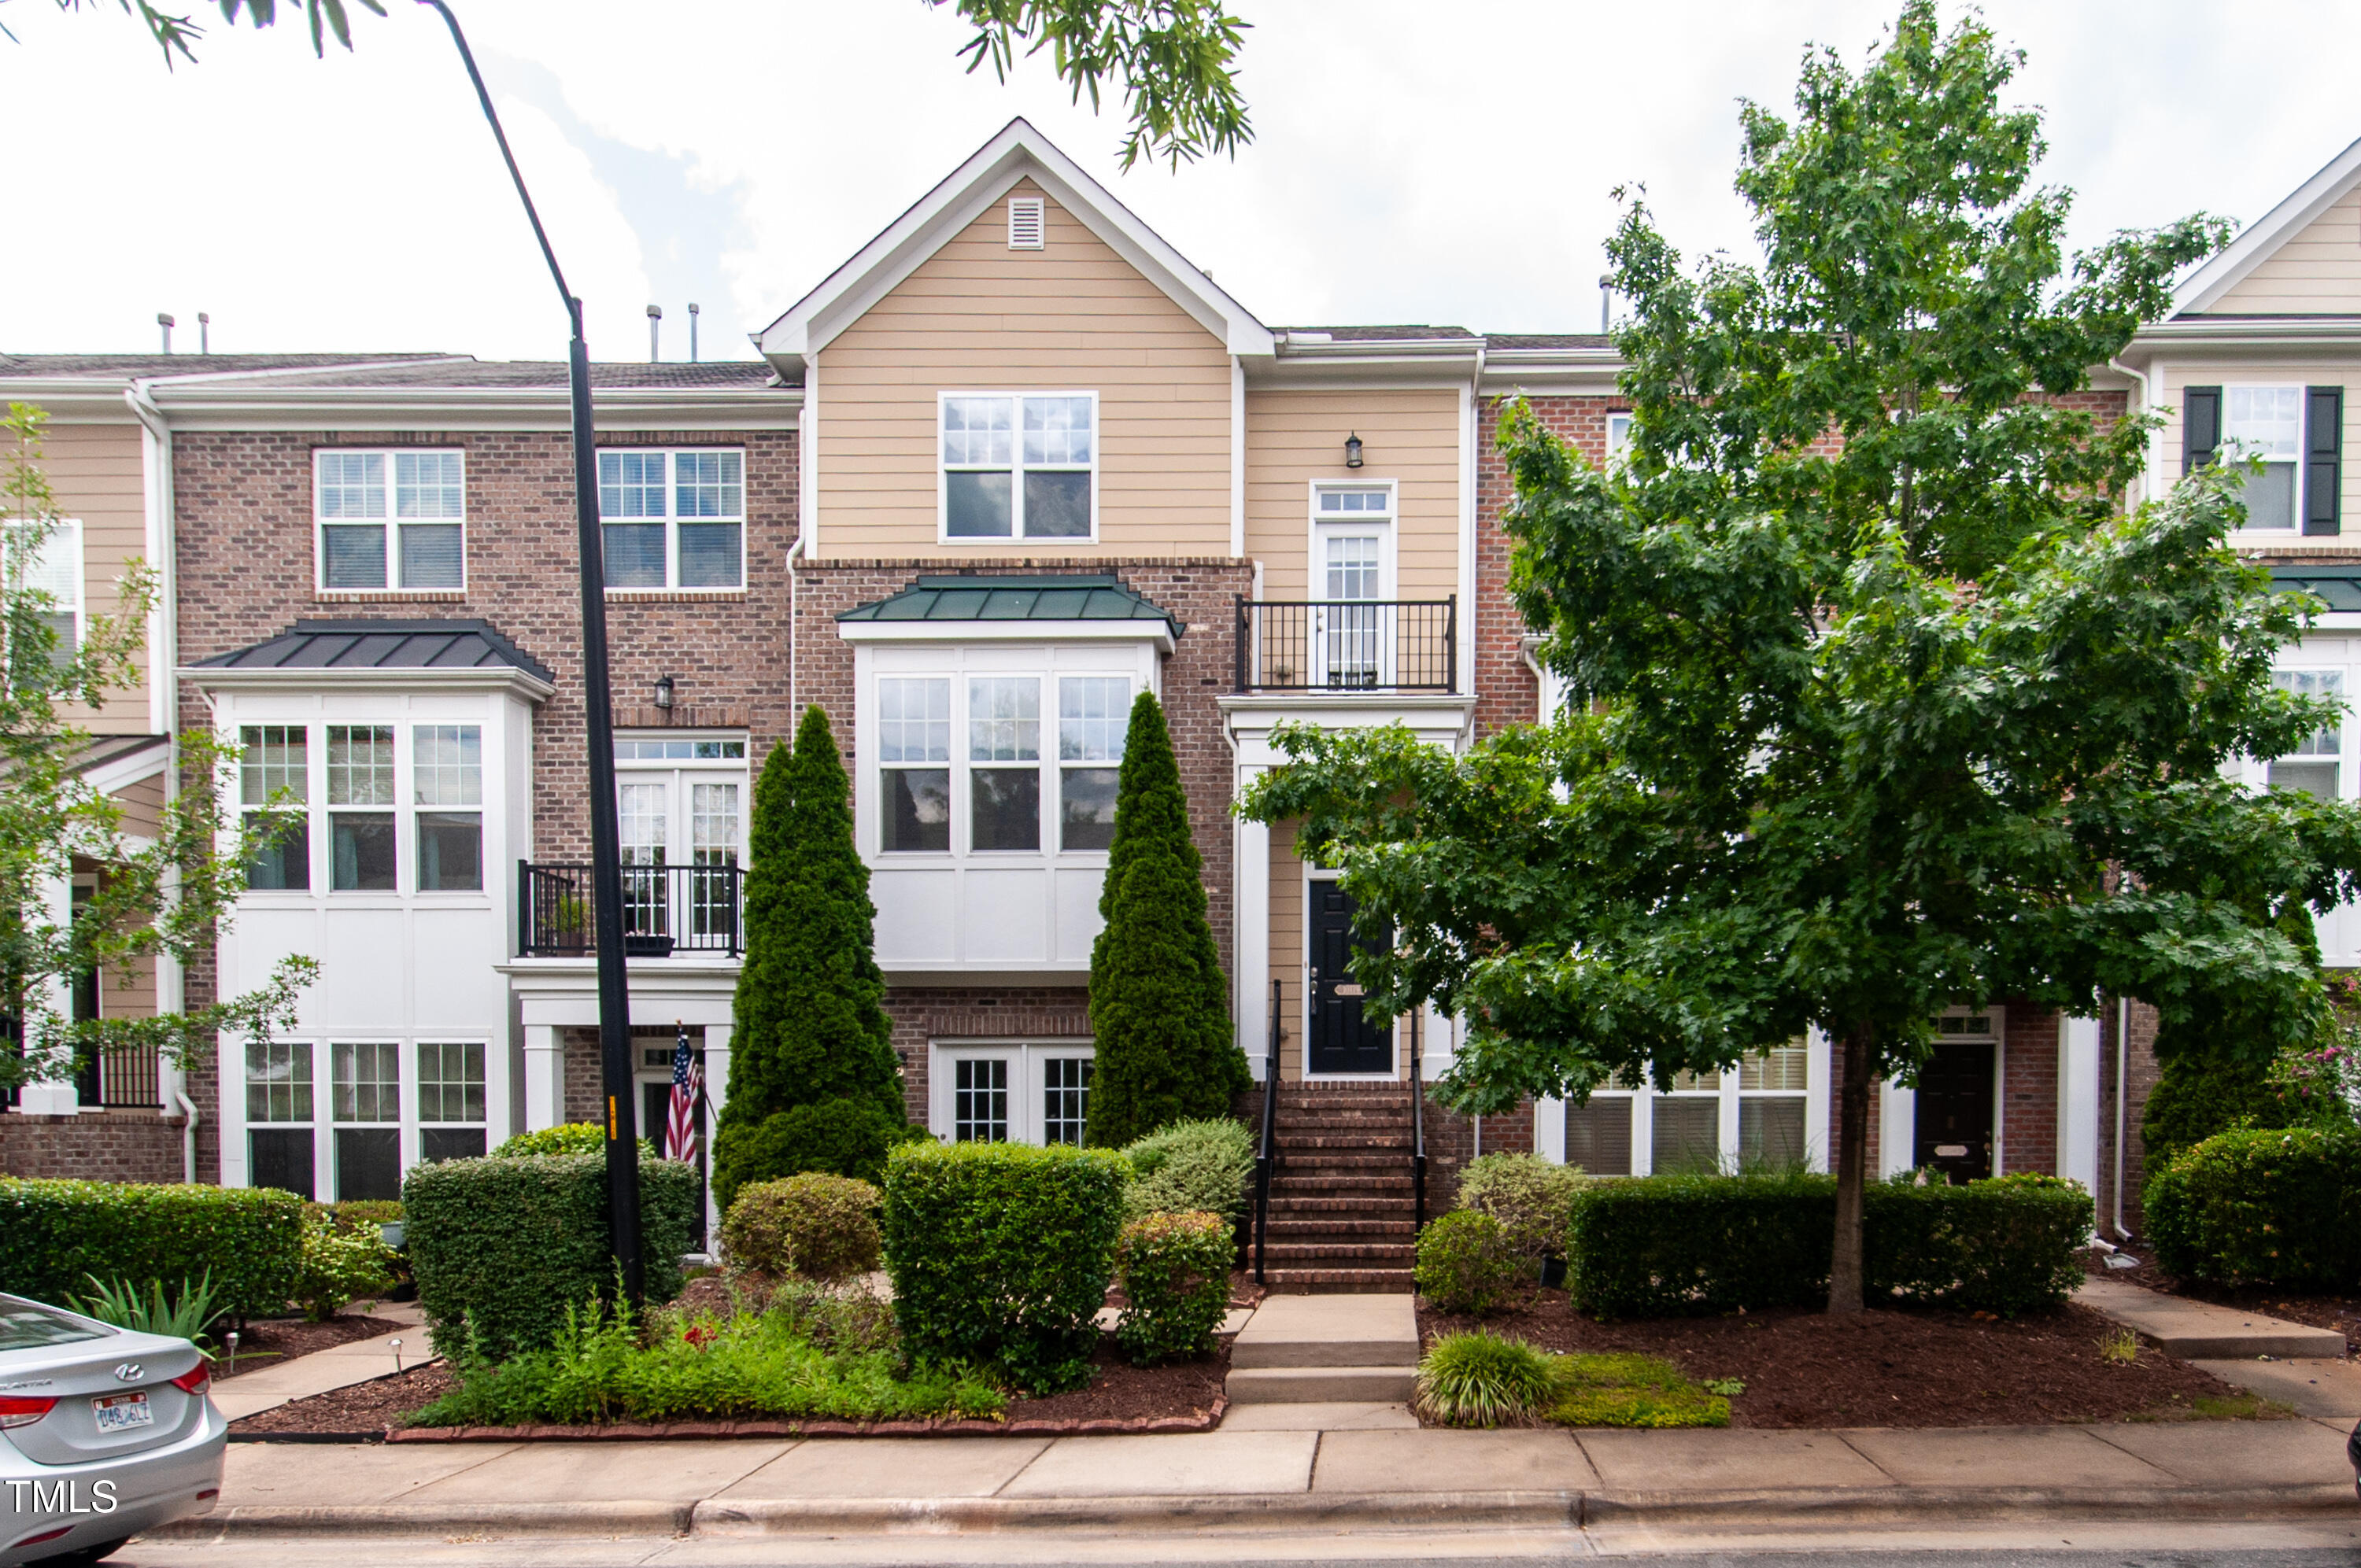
<box><xmin>518</xmin><ymin>860</ymin><xmax>744</xmax><ymax>958</ymax></box>
<box><xmin>1234</xmin><ymin>597</ymin><xmax>1458</xmax><ymax>695</ymax></box>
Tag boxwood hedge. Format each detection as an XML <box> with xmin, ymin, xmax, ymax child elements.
<box><xmin>404</xmin><ymin>1153</ymin><xmax>697</xmax><ymax>1362</ymax></box>
<box><xmin>0</xmin><ymin>1179</ymin><xmax>305</xmax><ymax>1322</ymax></box>
<box><xmin>881</xmin><ymin>1140</ymin><xmax>1127</xmax><ymax>1393</ymax></box>
<box><xmin>1566</xmin><ymin>1171</ymin><xmax>2091</xmax><ymax>1318</ymax></box>
<box><xmin>2145</xmin><ymin>1123</ymin><xmax>2361</xmax><ymax>1288</ymax></box>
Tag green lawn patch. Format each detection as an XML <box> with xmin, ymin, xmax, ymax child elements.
<box><xmin>1544</xmin><ymin>1352</ymin><xmax>1731</xmax><ymax>1429</ymax></box>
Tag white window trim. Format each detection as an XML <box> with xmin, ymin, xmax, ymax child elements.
<box><xmin>3</xmin><ymin>515</ymin><xmax>83</xmax><ymax>652</ymax></box>
<box><xmin>1305</xmin><ymin>480</ymin><xmax>1401</xmax><ymax>691</ymax></box>
<box><xmin>312</xmin><ymin>448</ymin><xmax>468</xmax><ymax>594</ymax></box>
<box><xmin>597</xmin><ymin>447</ymin><xmax>750</xmax><ymax>594</ymax></box>
<box><xmin>2219</xmin><ymin>382</ymin><xmax>2306</xmax><ymax>537</ymax></box>
<box><xmin>234</xmin><ymin>719</ymin><xmax>490</xmax><ymax>905</ymax></box>
<box><xmin>927</xmin><ymin>1039</ymin><xmax>1097</xmax><ymax>1145</ymax></box>
<box><xmin>936</xmin><ymin>390</ymin><xmax>1101</xmax><ymax>545</ymax></box>
<box><xmin>864</xmin><ymin>658</ymin><xmax>1136</xmax><ymax>864</ymax></box>
<box><xmin>1535</xmin><ymin>1037</ymin><xmax>1830</xmax><ymax>1175</ymax></box>
<box><xmin>1605</xmin><ymin>411</ymin><xmax>1635</xmax><ymax>467</ymax></box>
<box><xmin>614</xmin><ymin>731</ymin><xmax>753</xmax><ymax>866</ymax></box>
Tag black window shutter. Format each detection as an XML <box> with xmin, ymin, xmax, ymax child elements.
<box><xmin>2304</xmin><ymin>385</ymin><xmax>2343</xmax><ymax>537</ymax></box>
<box><xmin>2183</xmin><ymin>386</ymin><xmax>2222</xmax><ymax>474</ymax></box>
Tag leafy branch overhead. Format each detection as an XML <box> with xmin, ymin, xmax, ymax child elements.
<box><xmin>49</xmin><ymin>0</ymin><xmax>384</xmax><ymax>64</ymax></box>
<box><xmin>0</xmin><ymin>403</ymin><xmax>314</xmax><ymax>1091</ymax></box>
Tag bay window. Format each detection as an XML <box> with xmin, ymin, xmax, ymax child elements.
<box><xmin>940</xmin><ymin>393</ymin><xmax>1096</xmax><ymax>540</ymax></box>
<box><xmin>316</xmin><ymin>449</ymin><xmax>466</xmax><ymax>591</ymax></box>
<box><xmin>875</xmin><ymin>669</ymin><xmax>1132</xmax><ymax>858</ymax></box>
<box><xmin>878</xmin><ymin>678</ymin><xmax>952</xmax><ymax>854</ymax></box>
<box><xmin>331</xmin><ymin>1041</ymin><xmax>401</xmax><ymax>1201</ymax></box>
<box><xmin>598</xmin><ymin>448</ymin><xmax>745</xmax><ymax>589</ymax></box>
<box><xmin>327</xmin><ymin>725</ymin><xmax>397</xmax><ymax>891</ymax></box>
<box><xmin>969</xmin><ymin>677</ymin><xmax>1042</xmax><ymax>851</ymax></box>
<box><xmin>1058</xmin><ymin>677</ymin><xmax>1127</xmax><ymax>851</ymax></box>
<box><xmin>240</xmin><ymin>725</ymin><xmax>309</xmax><ymax>890</ymax></box>
<box><xmin>239</xmin><ymin>721</ymin><xmax>488</xmax><ymax>896</ymax></box>
<box><xmin>246</xmin><ymin>1039</ymin><xmax>315</xmax><ymax>1198</ymax></box>
<box><xmin>2267</xmin><ymin>670</ymin><xmax>2343</xmax><ymax>800</ymax></box>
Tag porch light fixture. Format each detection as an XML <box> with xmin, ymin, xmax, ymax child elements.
<box><xmin>1344</xmin><ymin>433</ymin><xmax>1364</xmax><ymax>469</ymax></box>
<box><xmin>654</xmin><ymin>674</ymin><xmax>675</xmax><ymax>711</ymax></box>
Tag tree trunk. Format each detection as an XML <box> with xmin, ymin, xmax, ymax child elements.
<box><xmin>1827</xmin><ymin>1022</ymin><xmax>1875</xmax><ymax>1314</ymax></box>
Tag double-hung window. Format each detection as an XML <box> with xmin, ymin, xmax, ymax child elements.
<box><xmin>941</xmin><ymin>393</ymin><xmax>1096</xmax><ymax>540</ymax></box>
<box><xmin>969</xmin><ymin>677</ymin><xmax>1041</xmax><ymax>851</ymax></box>
<box><xmin>5</xmin><ymin>518</ymin><xmax>81</xmax><ymax>659</ymax></box>
<box><xmin>598</xmin><ymin>448</ymin><xmax>745</xmax><ymax>589</ymax></box>
<box><xmin>2185</xmin><ymin>384</ymin><xmax>2344</xmax><ymax>536</ymax></box>
<box><xmin>246</xmin><ymin>1040</ymin><xmax>316</xmax><ymax>1197</ymax></box>
<box><xmin>327</xmin><ymin>725</ymin><xmax>397</xmax><ymax>891</ymax></box>
<box><xmin>240</xmin><ymin>725</ymin><xmax>310</xmax><ymax>890</ymax></box>
<box><xmin>1057</xmin><ymin>677</ymin><xmax>1127</xmax><ymax>851</ymax></box>
<box><xmin>1738</xmin><ymin>1043</ymin><xmax>1810</xmax><ymax>1165</ymax></box>
<box><xmin>331</xmin><ymin>1041</ymin><xmax>401</xmax><ymax>1201</ymax></box>
<box><xmin>414</xmin><ymin>725</ymin><xmax>482</xmax><ymax>891</ymax></box>
<box><xmin>877</xmin><ymin>672</ymin><xmax>1132</xmax><ymax>857</ymax></box>
<box><xmin>316</xmin><ymin>450</ymin><xmax>465</xmax><ymax>590</ymax></box>
<box><xmin>2269</xmin><ymin>670</ymin><xmax>2344</xmax><ymax>800</ymax></box>
<box><xmin>417</xmin><ymin>1042</ymin><xmax>487</xmax><ymax>1163</ymax></box>
<box><xmin>878</xmin><ymin>678</ymin><xmax>953</xmax><ymax>853</ymax></box>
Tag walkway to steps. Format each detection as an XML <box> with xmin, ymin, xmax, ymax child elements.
<box><xmin>1261</xmin><ymin>1081</ymin><xmax>1419</xmax><ymax>1291</ymax></box>
<box><xmin>1225</xmin><ymin>1293</ymin><xmax>1420</xmax><ymax>1425</ymax></box>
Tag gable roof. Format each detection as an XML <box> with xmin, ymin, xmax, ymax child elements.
<box><xmin>756</xmin><ymin>118</ymin><xmax>1273</xmax><ymax>374</ymax></box>
<box><xmin>2173</xmin><ymin>135</ymin><xmax>2361</xmax><ymax>317</ymax></box>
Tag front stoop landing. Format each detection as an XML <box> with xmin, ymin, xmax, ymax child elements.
<box><xmin>1225</xmin><ymin>1293</ymin><xmax>1420</xmax><ymax>1408</ymax></box>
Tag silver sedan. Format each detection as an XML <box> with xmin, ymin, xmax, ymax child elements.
<box><xmin>0</xmin><ymin>1293</ymin><xmax>224</xmax><ymax>1567</ymax></box>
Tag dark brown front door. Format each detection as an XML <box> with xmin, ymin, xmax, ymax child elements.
<box><xmin>1913</xmin><ymin>1040</ymin><xmax>1994</xmax><ymax>1183</ymax></box>
<box><xmin>1308</xmin><ymin>883</ymin><xmax>1392</xmax><ymax>1075</ymax></box>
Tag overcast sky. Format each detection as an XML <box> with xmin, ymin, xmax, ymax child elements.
<box><xmin>3</xmin><ymin>1</ymin><xmax>2355</xmax><ymax>364</ymax></box>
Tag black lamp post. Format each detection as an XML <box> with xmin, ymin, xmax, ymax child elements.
<box><xmin>419</xmin><ymin>0</ymin><xmax>642</xmax><ymax>1304</ymax></box>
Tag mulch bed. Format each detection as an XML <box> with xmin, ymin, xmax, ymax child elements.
<box><xmin>231</xmin><ymin>1363</ymin><xmax>457</xmax><ymax>1440</ymax></box>
<box><xmin>2085</xmin><ymin>1254</ymin><xmax>2361</xmax><ymax>1357</ymax></box>
<box><xmin>1419</xmin><ymin>1286</ymin><xmax>2249</xmax><ymax>1428</ymax></box>
<box><xmin>214</xmin><ymin>1314</ymin><xmax>408</xmax><ymax>1382</ymax></box>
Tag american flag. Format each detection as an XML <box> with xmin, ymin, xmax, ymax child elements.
<box><xmin>663</xmin><ymin>1025</ymin><xmax>702</xmax><ymax>1164</ymax></box>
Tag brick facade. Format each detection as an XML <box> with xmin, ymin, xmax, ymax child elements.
<box><xmin>882</xmin><ymin>984</ymin><xmax>1096</xmax><ymax>1125</ymax></box>
<box><xmin>0</xmin><ymin>1109</ymin><xmax>187</xmax><ymax>1183</ymax></box>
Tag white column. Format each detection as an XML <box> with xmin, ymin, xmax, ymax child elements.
<box><xmin>17</xmin><ymin>874</ymin><xmax>79</xmax><ymax>1116</ymax></box>
<box><xmin>1803</xmin><ymin>1028</ymin><xmax>1832</xmax><ymax>1173</ymax></box>
<box><xmin>523</xmin><ymin>1025</ymin><xmax>565</xmax><ymax>1131</ymax></box>
<box><xmin>1879</xmin><ymin>1078</ymin><xmax>1916</xmax><ymax>1179</ymax></box>
<box><xmin>702</xmin><ymin>1021</ymin><xmax>733</xmax><ymax>1246</ymax></box>
<box><xmin>1533</xmin><ymin>1096</ymin><xmax>1565</xmax><ymax>1164</ymax></box>
<box><xmin>2058</xmin><ymin>1014</ymin><xmax>2101</xmax><ymax>1192</ymax></box>
<box><xmin>1234</xmin><ymin>769</ymin><xmax>1272</xmax><ymax>1079</ymax></box>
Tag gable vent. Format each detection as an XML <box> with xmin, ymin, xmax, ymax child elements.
<box><xmin>1007</xmin><ymin>195</ymin><xmax>1045</xmax><ymax>250</ymax></box>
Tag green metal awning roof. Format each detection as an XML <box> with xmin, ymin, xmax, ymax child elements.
<box><xmin>2270</xmin><ymin>563</ymin><xmax>2361</xmax><ymax>613</ymax></box>
<box><xmin>837</xmin><ymin>574</ymin><xmax>1181</xmax><ymax>637</ymax></box>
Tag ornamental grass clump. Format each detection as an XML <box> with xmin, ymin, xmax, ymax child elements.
<box><xmin>1414</xmin><ymin>1331</ymin><xmax>1558</xmax><ymax>1426</ymax></box>
<box><xmin>1456</xmin><ymin>1152</ymin><xmax>1586</xmax><ymax>1263</ymax></box>
<box><xmin>1112</xmin><ymin>1210</ymin><xmax>1232</xmax><ymax>1366</ymax></box>
<box><xmin>1414</xmin><ymin>1210</ymin><xmax>1523</xmax><ymax>1317</ymax></box>
<box><xmin>722</xmin><ymin>1174</ymin><xmax>883</xmax><ymax>1282</ymax></box>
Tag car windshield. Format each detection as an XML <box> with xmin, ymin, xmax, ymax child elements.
<box><xmin>0</xmin><ymin>1297</ymin><xmax>109</xmax><ymax>1351</ymax></box>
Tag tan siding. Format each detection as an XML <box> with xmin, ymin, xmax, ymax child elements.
<box><xmin>22</xmin><ymin>422</ymin><xmax>152</xmax><ymax>734</ymax></box>
<box><xmin>1244</xmin><ymin>388</ymin><xmax>1461</xmax><ymax>602</ymax></box>
<box><xmin>113</xmin><ymin>772</ymin><xmax>163</xmax><ymax>839</ymax></box>
<box><xmin>2156</xmin><ymin>363</ymin><xmax>2361</xmax><ymax>542</ymax></box>
<box><xmin>2215</xmin><ymin>190</ymin><xmax>2361</xmax><ymax>315</ymax></box>
<box><xmin>1269</xmin><ymin>821</ymin><xmax>1303</xmax><ymax>1079</ymax></box>
<box><xmin>815</xmin><ymin>179</ymin><xmax>1233</xmax><ymax>559</ymax></box>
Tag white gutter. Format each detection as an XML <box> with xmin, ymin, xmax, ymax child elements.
<box><xmin>126</xmin><ymin>380</ymin><xmax>189</xmax><ymax>1061</ymax></box>
<box><xmin>2105</xmin><ymin>357</ymin><xmax>2154</xmax><ymax>510</ymax></box>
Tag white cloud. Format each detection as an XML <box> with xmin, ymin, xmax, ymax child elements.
<box><xmin>2</xmin><ymin>0</ymin><xmax>2353</xmax><ymax>362</ymax></box>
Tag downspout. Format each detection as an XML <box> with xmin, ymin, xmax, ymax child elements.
<box><xmin>128</xmin><ymin>381</ymin><xmax>194</xmax><ymax>1153</ymax></box>
<box><xmin>2112</xmin><ymin>994</ymin><xmax>2132</xmax><ymax>1241</ymax></box>
<box><xmin>2106</xmin><ymin>357</ymin><xmax>2153</xmax><ymax>510</ymax></box>
<box><xmin>174</xmin><ymin>1089</ymin><xmax>199</xmax><ymax>1185</ymax></box>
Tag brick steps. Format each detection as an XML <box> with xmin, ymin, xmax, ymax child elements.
<box><xmin>1254</xmin><ymin>1082</ymin><xmax>1422</xmax><ymax>1285</ymax></box>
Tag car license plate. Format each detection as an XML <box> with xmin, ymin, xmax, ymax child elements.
<box><xmin>93</xmin><ymin>1393</ymin><xmax>152</xmax><ymax>1432</ymax></box>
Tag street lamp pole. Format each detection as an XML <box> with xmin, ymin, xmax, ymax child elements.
<box><xmin>419</xmin><ymin>0</ymin><xmax>642</xmax><ymax>1303</ymax></box>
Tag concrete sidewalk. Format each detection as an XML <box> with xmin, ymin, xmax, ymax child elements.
<box><xmin>2076</xmin><ymin>1278</ymin><xmax>2348</xmax><ymax>1359</ymax></box>
<box><xmin>158</xmin><ymin>1415</ymin><xmax>2361</xmax><ymax>1542</ymax></box>
<box><xmin>212</xmin><ymin>1304</ymin><xmax>429</xmax><ymax>1422</ymax></box>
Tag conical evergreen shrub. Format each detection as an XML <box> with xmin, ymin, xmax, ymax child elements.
<box><xmin>1085</xmin><ymin>692</ymin><xmax>1248</xmax><ymax>1147</ymax></box>
<box><xmin>714</xmin><ymin>705</ymin><xmax>912</xmax><ymax>1209</ymax></box>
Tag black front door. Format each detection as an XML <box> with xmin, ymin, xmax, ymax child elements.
<box><xmin>1308</xmin><ymin>882</ymin><xmax>1392</xmax><ymax>1075</ymax></box>
<box><xmin>1913</xmin><ymin>1040</ymin><xmax>1994</xmax><ymax>1183</ymax></box>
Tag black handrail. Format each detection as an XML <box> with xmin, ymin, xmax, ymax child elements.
<box><xmin>1233</xmin><ymin>596</ymin><xmax>1459</xmax><ymax>694</ymax></box>
<box><xmin>1253</xmin><ymin>978</ymin><xmax>1283</xmax><ymax>1285</ymax></box>
<box><xmin>1410</xmin><ymin>1008</ymin><xmax>1428</xmax><ymax>1233</ymax></box>
<box><xmin>519</xmin><ymin>860</ymin><xmax>745</xmax><ymax>957</ymax></box>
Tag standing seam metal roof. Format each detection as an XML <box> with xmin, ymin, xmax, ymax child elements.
<box><xmin>189</xmin><ymin>619</ymin><xmax>556</xmax><ymax>682</ymax></box>
<box><xmin>2270</xmin><ymin>563</ymin><xmax>2361</xmax><ymax>612</ymax></box>
<box><xmin>837</xmin><ymin>574</ymin><xmax>1180</xmax><ymax>636</ymax></box>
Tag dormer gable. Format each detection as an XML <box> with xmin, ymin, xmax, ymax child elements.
<box><xmin>2175</xmin><ymin>135</ymin><xmax>2361</xmax><ymax>319</ymax></box>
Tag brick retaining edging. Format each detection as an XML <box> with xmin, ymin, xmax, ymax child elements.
<box><xmin>341</xmin><ymin>1394</ymin><xmax>1230</xmax><ymax>1444</ymax></box>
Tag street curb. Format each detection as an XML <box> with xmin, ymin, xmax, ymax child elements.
<box><xmin>144</xmin><ymin>1482</ymin><xmax>2359</xmax><ymax>1540</ymax></box>
<box><xmin>383</xmin><ymin>1394</ymin><xmax>1229</xmax><ymax>1443</ymax></box>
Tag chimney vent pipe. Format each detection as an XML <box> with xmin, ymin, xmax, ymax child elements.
<box><xmin>647</xmin><ymin>304</ymin><xmax>662</xmax><ymax>363</ymax></box>
<box><xmin>157</xmin><ymin>313</ymin><xmax>176</xmax><ymax>353</ymax></box>
<box><xmin>198</xmin><ymin>312</ymin><xmax>211</xmax><ymax>354</ymax></box>
<box><xmin>688</xmin><ymin>302</ymin><xmax>699</xmax><ymax>363</ymax></box>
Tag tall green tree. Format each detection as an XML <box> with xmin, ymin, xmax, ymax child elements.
<box><xmin>1243</xmin><ymin>2</ymin><xmax>2359</xmax><ymax>1312</ymax></box>
<box><xmin>1087</xmin><ymin>691</ymin><xmax>1247</xmax><ymax>1146</ymax></box>
<box><xmin>713</xmin><ymin>705</ymin><xmax>908</xmax><ymax>1207</ymax></box>
<box><xmin>60</xmin><ymin>0</ymin><xmax>1251</xmax><ymax>169</ymax></box>
<box><xmin>0</xmin><ymin>403</ymin><xmax>313</xmax><ymax>1094</ymax></box>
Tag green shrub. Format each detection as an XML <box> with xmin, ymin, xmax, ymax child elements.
<box><xmin>2145</xmin><ymin>1123</ymin><xmax>2361</xmax><ymax>1287</ymax></box>
<box><xmin>316</xmin><ymin>1200</ymin><xmax>404</xmax><ymax>1234</ymax></box>
<box><xmin>712</xmin><ymin>1099</ymin><xmax>925</xmax><ymax>1215</ymax></box>
<box><xmin>1565</xmin><ymin>1171</ymin><xmax>2093</xmax><ymax>1318</ymax></box>
<box><xmin>1414</xmin><ymin>1331</ymin><xmax>1557</xmax><ymax>1426</ymax></box>
<box><xmin>404</xmin><ymin>1153</ymin><xmax>698</xmax><ymax>1361</ymax></box>
<box><xmin>881</xmin><ymin>1140</ymin><xmax>1128</xmax><ymax>1393</ymax></box>
<box><xmin>1546</xmin><ymin>1352</ymin><xmax>1730</xmax><ymax>1428</ymax></box>
<box><xmin>491</xmin><ymin>1123</ymin><xmax>656</xmax><ymax>1160</ymax></box>
<box><xmin>1414</xmin><ymin>1210</ymin><xmax>1523</xmax><ymax>1316</ymax></box>
<box><xmin>291</xmin><ymin>1217</ymin><xmax>399</xmax><ymax>1323</ymax></box>
<box><xmin>2141</xmin><ymin>1047</ymin><xmax>2286</xmax><ymax>1169</ymax></box>
<box><xmin>1112</xmin><ymin>1210</ymin><xmax>1232</xmax><ymax>1366</ymax></box>
<box><xmin>1456</xmin><ymin>1152</ymin><xmax>1586</xmax><ymax>1261</ymax></box>
<box><xmin>1121</xmin><ymin>1118</ymin><xmax>1253</xmax><ymax>1223</ymax></box>
<box><xmin>721</xmin><ymin>1174</ymin><xmax>881</xmax><ymax>1282</ymax></box>
<box><xmin>0</xmin><ymin>1179</ymin><xmax>304</xmax><ymax>1322</ymax></box>
<box><xmin>417</xmin><ymin>1291</ymin><xmax>1003</xmax><ymax>1428</ymax></box>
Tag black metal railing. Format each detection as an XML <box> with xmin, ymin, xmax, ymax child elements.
<box><xmin>1234</xmin><ymin>597</ymin><xmax>1458</xmax><ymax>694</ymax></box>
<box><xmin>1252</xmin><ymin>978</ymin><xmax>1283</xmax><ymax>1286</ymax></box>
<box><xmin>76</xmin><ymin>1042</ymin><xmax>163</xmax><ymax>1109</ymax></box>
<box><xmin>1409</xmin><ymin>1010</ymin><xmax>1428</xmax><ymax>1232</ymax></box>
<box><xmin>519</xmin><ymin>860</ymin><xmax>744</xmax><ymax>957</ymax></box>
